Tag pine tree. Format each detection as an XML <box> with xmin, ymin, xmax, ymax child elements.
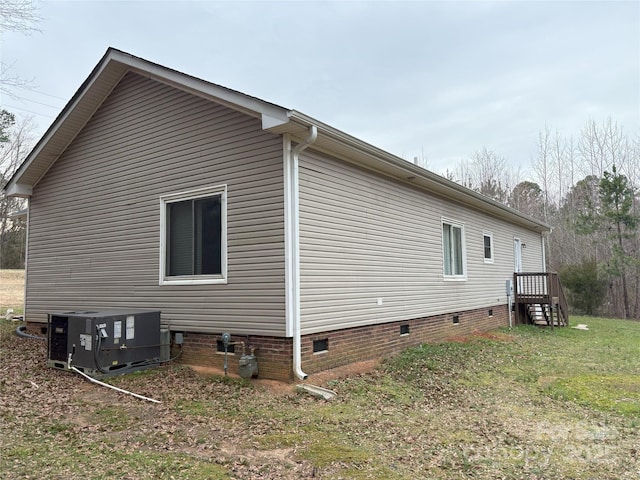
<box><xmin>578</xmin><ymin>165</ymin><xmax>638</xmax><ymax>318</ymax></box>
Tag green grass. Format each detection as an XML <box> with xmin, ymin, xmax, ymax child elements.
<box><xmin>4</xmin><ymin>441</ymin><xmax>229</xmax><ymax>480</ymax></box>
<box><xmin>541</xmin><ymin>374</ymin><xmax>640</xmax><ymax>415</ymax></box>
<box><xmin>2</xmin><ymin>315</ymin><xmax>640</xmax><ymax>479</ymax></box>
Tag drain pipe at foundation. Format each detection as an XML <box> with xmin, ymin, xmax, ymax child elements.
<box><xmin>67</xmin><ymin>353</ymin><xmax>161</xmax><ymax>404</ymax></box>
<box><xmin>289</xmin><ymin>125</ymin><xmax>317</xmax><ymax>380</ymax></box>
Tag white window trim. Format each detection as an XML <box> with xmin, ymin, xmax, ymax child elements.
<box><xmin>159</xmin><ymin>184</ymin><xmax>228</xmax><ymax>286</ymax></box>
<box><xmin>441</xmin><ymin>217</ymin><xmax>467</xmax><ymax>281</ymax></box>
<box><xmin>483</xmin><ymin>231</ymin><xmax>494</xmax><ymax>264</ymax></box>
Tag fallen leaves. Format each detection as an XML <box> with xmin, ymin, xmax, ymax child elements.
<box><xmin>1</xmin><ymin>318</ymin><xmax>640</xmax><ymax>479</ymax></box>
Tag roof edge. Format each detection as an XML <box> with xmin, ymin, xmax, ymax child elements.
<box><xmin>3</xmin><ymin>48</ymin><xmax>291</xmax><ymax>197</ymax></box>
<box><xmin>286</xmin><ymin>111</ymin><xmax>551</xmax><ymax>233</ymax></box>
<box><xmin>3</xmin><ymin>49</ymin><xmax>550</xmax><ymax>235</ymax></box>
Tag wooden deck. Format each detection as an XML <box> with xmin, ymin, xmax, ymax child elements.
<box><xmin>514</xmin><ymin>272</ymin><xmax>569</xmax><ymax>327</ymax></box>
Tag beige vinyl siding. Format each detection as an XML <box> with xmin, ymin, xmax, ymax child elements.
<box><xmin>298</xmin><ymin>151</ymin><xmax>545</xmax><ymax>334</ymax></box>
<box><xmin>26</xmin><ymin>72</ymin><xmax>286</xmax><ymax>336</ymax></box>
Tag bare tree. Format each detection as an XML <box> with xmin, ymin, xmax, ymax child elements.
<box><xmin>578</xmin><ymin>118</ymin><xmax>626</xmax><ymax>179</ymax></box>
<box><xmin>509</xmin><ymin>181</ymin><xmax>544</xmax><ymax>219</ymax></box>
<box><xmin>0</xmin><ymin>0</ymin><xmax>40</xmax><ymax>32</ymax></box>
<box><xmin>552</xmin><ymin>129</ymin><xmax>566</xmax><ymax>207</ymax></box>
<box><xmin>453</xmin><ymin>158</ymin><xmax>473</xmax><ymax>190</ymax></box>
<box><xmin>532</xmin><ymin>125</ymin><xmax>555</xmax><ymax>222</ymax></box>
<box><xmin>565</xmin><ymin>136</ymin><xmax>577</xmax><ymax>210</ymax></box>
<box><xmin>0</xmin><ymin>0</ymin><xmax>41</xmax><ymax>98</ymax></box>
<box><xmin>453</xmin><ymin>147</ymin><xmax>519</xmax><ymax>204</ymax></box>
<box><xmin>0</xmin><ymin>113</ymin><xmax>35</xmax><ymax>268</ymax></box>
<box><xmin>0</xmin><ymin>113</ymin><xmax>34</xmax><ymax>174</ymax></box>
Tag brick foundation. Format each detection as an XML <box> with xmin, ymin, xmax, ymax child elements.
<box><xmin>176</xmin><ymin>332</ymin><xmax>293</xmax><ymax>382</ymax></box>
<box><xmin>175</xmin><ymin>304</ymin><xmax>508</xmax><ymax>381</ymax></box>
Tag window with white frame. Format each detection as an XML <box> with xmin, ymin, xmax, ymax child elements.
<box><xmin>483</xmin><ymin>232</ymin><xmax>494</xmax><ymax>263</ymax></box>
<box><xmin>160</xmin><ymin>185</ymin><xmax>227</xmax><ymax>285</ymax></box>
<box><xmin>442</xmin><ymin>219</ymin><xmax>466</xmax><ymax>279</ymax></box>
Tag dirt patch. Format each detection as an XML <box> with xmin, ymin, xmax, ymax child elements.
<box><xmin>187</xmin><ymin>359</ymin><xmax>380</xmax><ymax>395</ymax></box>
<box><xmin>305</xmin><ymin>359</ymin><xmax>380</xmax><ymax>386</ymax></box>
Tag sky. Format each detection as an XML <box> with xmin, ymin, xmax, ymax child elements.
<box><xmin>2</xmin><ymin>0</ymin><xmax>639</xmax><ymax>175</ymax></box>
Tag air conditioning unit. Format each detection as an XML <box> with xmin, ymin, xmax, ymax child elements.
<box><xmin>47</xmin><ymin>309</ymin><xmax>162</xmax><ymax>378</ymax></box>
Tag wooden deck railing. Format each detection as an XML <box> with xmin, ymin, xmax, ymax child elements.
<box><xmin>514</xmin><ymin>272</ymin><xmax>569</xmax><ymax>327</ymax></box>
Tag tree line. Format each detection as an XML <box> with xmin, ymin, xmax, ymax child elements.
<box><xmin>446</xmin><ymin>118</ymin><xmax>639</xmax><ymax>319</ymax></box>
<box><xmin>0</xmin><ymin>110</ymin><xmax>31</xmax><ymax>269</ymax></box>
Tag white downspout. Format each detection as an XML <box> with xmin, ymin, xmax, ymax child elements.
<box><xmin>285</xmin><ymin>125</ymin><xmax>317</xmax><ymax>380</ymax></box>
<box><xmin>541</xmin><ymin>232</ymin><xmax>548</xmax><ymax>272</ymax></box>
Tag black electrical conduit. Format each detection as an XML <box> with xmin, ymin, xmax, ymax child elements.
<box><xmin>15</xmin><ymin>325</ymin><xmax>47</xmax><ymax>341</ymax></box>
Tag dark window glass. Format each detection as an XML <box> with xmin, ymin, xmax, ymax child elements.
<box><xmin>167</xmin><ymin>196</ymin><xmax>221</xmax><ymax>276</ymax></box>
<box><xmin>484</xmin><ymin>235</ymin><xmax>492</xmax><ymax>260</ymax></box>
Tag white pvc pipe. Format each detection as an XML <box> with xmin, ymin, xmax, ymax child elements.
<box><xmin>70</xmin><ymin>366</ymin><xmax>161</xmax><ymax>404</ymax></box>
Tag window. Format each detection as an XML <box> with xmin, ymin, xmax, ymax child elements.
<box><xmin>160</xmin><ymin>185</ymin><xmax>227</xmax><ymax>285</ymax></box>
<box><xmin>442</xmin><ymin>219</ymin><xmax>466</xmax><ymax>279</ymax></box>
<box><xmin>483</xmin><ymin>232</ymin><xmax>494</xmax><ymax>263</ymax></box>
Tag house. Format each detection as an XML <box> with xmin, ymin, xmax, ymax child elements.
<box><xmin>4</xmin><ymin>49</ymin><xmax>554</xmax><ymax>381</ymax></box>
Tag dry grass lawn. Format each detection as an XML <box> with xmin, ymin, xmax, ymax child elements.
<box><xmin>1</xmin><ymin>316</ymin><xmax>639</xmax><ymax>479</ymax></box>
<box><xmin>0</xmin><ymin>269</ymin><xmax>24</xmax><ymax>314</ymax></box>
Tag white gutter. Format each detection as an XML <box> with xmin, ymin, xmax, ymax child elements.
<box><xmin>285</xmin><ymin>125</ymin><xmax>317</xmax><ymax>380</ymax></box>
